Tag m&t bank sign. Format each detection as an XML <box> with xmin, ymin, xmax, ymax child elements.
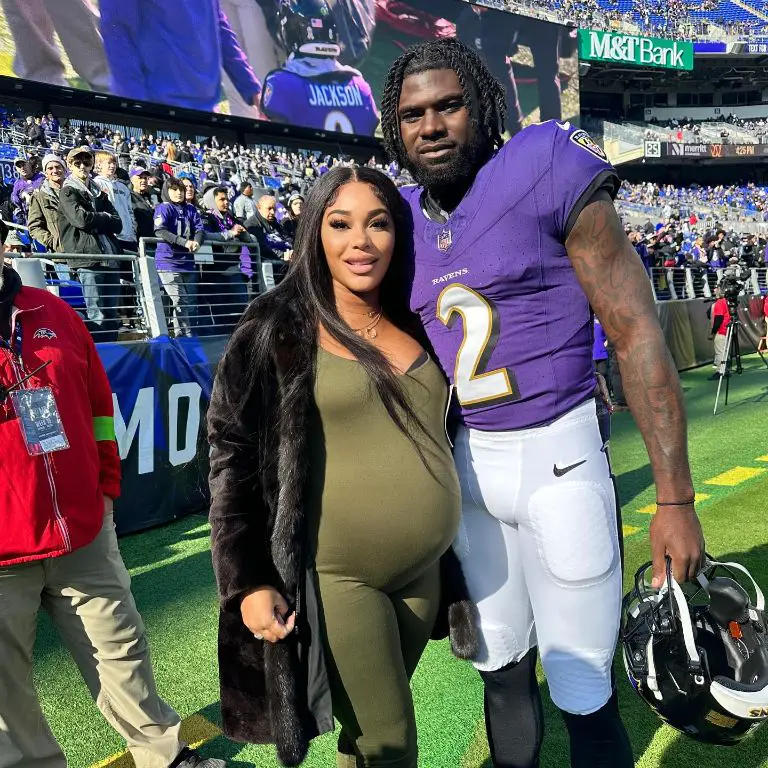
<box><xmin>578</xmin><ymin>30</ymin><xmax>694</xmax><ymax>71</ymax></box>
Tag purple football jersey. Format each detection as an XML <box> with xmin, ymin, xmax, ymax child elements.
<box><xmin>402</xmin><ymin>121</ymin><xmax>619</xmax><ymax>431</ymax></box>
<box><xmin>262</xmin><ymin>69</ymin><xmax>379</xmax><ymax>136</ymax></box>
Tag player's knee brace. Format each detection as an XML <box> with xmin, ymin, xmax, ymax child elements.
<box><xmin>479</xmin><ymin>648</ymin><xmax>544</xmax><ymax>768</ymax></box>
<box><xmin>559</xmin><ymin>689</ymin><xmax>633</xmax><ymax>768</ymax></box>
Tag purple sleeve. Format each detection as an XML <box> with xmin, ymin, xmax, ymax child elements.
<box><xmin>11</xmin><ymin>179</ymin><xmax>23</xmax><ymax>208</ymax></box>
<box><xmin>549</xmin><ymin>123</ymin><xmax>619</xmax><ymax>241</ymax></box>
<box><xmin>100</xmin><ymin>0</ymin><xmax>149</xmax><ymax>101</ymax></box>
<box><xmin>218</xmin><ymin>6</ymin><xmax>261</xmax><ymax>104</ymax></box>
<box><xmin>153</xmin><ymin>204</ymin><xmax>171</xmax><ymax>232</ymax></box>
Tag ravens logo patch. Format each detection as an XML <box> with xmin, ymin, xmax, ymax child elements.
<box><xmin>569</xmin><ymin>129</ymin><xmax>608</xmax><ymax>163</ymax></box>
<box><xmin>263</xmin><ymin>83</ymin><xmax>273</xmax><ymax>108</ymax></box>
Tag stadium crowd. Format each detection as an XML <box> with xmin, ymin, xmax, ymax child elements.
<box><xmin>503</xmin><ymin>0</ymin><xmax>765</xmax><ymax>40</ymax></box>
<box><xmin>644</xmin><ymin>115</ymin><xmax>768</xmax><ymax>145</ymax></box>
<box><xmin>3</xmin><ymin>108</ymin><xmax>767</xmax><ymax>345</ymax></box>
<box><xmin>623</xmin><ymin>215</ymin><xmax>768</xmax><ymax>270</ymax></box>
<box><xmin>617</xmin><ymin>180</ymin><xmax>768</xmax><ymax>224</ymax></box>
<box><xmin>0</xmin><ymin>109</ymin><xmax>408</xmax><ymax>342</ymax></box>
<box><xmin>617</xmin><ymin>181</ymin><xmax>768</xmax><ymax>302</ymax></box>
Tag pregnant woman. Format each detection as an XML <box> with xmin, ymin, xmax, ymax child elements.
<box><xmin>207</xmin><ymin>165</ymin><xmax>477</xmax><ymax>767</ymax></box>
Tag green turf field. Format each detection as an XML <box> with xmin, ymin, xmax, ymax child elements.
<box><xmin>33</xmin><ymin>357</ymin><xmax>768</xmax><ymax>768</ymax></box>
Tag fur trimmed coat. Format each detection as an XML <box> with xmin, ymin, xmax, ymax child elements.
<box><xmin>207</xmin><ymin>306</ymin><xmax>479</xmax><ymax>767</ymax></box>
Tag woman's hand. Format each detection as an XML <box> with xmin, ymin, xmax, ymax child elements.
<box><xmin>241</xmin><ymin>586</ymin><xmax>295</xmax><ymax>643</ymax></box>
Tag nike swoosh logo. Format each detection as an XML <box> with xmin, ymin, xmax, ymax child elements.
<box><xmin>553</xmin><ymin>459</ymin><xmax>587</xmax><ymax>477</ymax></box>
<box><xmin>556</xmin><ymin>120</ymin><xmax>571</xmax><ymax>131</ymax></box>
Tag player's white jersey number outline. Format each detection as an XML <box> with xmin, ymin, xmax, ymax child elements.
<box><xmin>324</xmin><ymin>110</ymin><xmax>354</xmax><ymax>133</ymax></box>
<box><xmin>436</xmin><ymin>284</ymin><xmax>519</xmax><ymax>407</ymax></box>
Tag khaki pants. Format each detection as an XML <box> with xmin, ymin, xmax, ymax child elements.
<box><xmin>714</xmin><ymin>333</ymin><xmax>728</xmax><ymax>368</ymax></box>
<box><xmin>0</xmin><ymin>514</ymin><xmax>183</xmax><ymax>768</ymax></box>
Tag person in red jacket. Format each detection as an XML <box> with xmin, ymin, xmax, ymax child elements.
<box><xmin>0</xmin><ymin>220</ymin><xmax>226</xmax><ymax>768</ymax></box>
<box><xmin>709</xmin><ymin>287</ymin><xmax>732</xmax><ymax>379</ymax></box>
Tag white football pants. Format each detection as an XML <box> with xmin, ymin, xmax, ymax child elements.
<box><xmin>453</xmin><ymin>398</ymin><xmax>623</xmax><ymax>715</ymax></box>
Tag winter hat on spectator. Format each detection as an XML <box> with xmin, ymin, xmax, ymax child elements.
<box><xmin>42</xmin><ymin>153</ymin><xmax>65</xmax><ymax>172</ymax></box>
<box><xmin>5</xmin><ymin>229</ymin><xmax>23</xmax><ymax>249</ymax></box>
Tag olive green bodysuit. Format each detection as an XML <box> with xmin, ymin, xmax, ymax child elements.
<box><xmin>306</xmin><ymin>347</ymin><xmax>461</xmax><ymax>768</ymax></box>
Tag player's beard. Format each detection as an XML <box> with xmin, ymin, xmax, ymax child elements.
<box><xmin>409</xmin><ymin>132</ymin><xmax>489</xmax><ymax>196</ymax></box>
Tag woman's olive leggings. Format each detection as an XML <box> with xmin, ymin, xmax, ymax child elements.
<box><xmin>318</xmin><ymin>563</ymin><xmax>440</xmax><ymax>768</ymax></box>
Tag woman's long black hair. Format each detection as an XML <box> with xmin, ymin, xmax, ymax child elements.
<box><xmin>228</xmin><ymin>165</ymin><xmax>437</xmax><ymax>470</ymax></box>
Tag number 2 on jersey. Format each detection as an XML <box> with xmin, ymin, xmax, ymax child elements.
<box><xmin>436</xmin><ymin>284</ymin><xmax>519</xmax><ymax>407</ymax></box>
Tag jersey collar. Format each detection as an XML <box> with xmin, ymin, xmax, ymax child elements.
<box><xmin>419</xmin><ymin>190</ymin><xmax>450</xmax><ymax>224</ymax></box>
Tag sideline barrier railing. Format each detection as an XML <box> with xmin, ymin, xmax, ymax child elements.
<box><xmin>28</xmin><ymin>254</ymin><xmax>149</xmax><ymax>343</ymax></box>
<box><xmin>2</xmin><ymin>227</ymin><xmax>283</xmax><ymax>340</ymax></box>
<box><xmin>649</xmin><ymin>267</ymin><xmax>768</xmax><ymax>301</ymax></box>
<box><xmin>617</xmin><ymin>203</ymin><xmax>768</xmax><ymax>234</ymax></box>
<box><xmin>7</xmin><ymin>253</ymin><xmax>763</xmax><ymax>342</ymax></box>
<box><xmin>139</xmin><ymin>237</ymin><xmax>278</xmax><ymax>338</ymax></box>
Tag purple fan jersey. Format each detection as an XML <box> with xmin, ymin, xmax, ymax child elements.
<box><xmin>402</xmin><ymin>121</ymin><xmax>619</xmax><ymax>431</ymax></box>
<box><xmin>261</xmin><ymin>69</ymin><xmax>379</xmax><ymax>135</ymax></box>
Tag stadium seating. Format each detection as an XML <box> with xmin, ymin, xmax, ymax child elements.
<box><xmin>507</xmin><ymin>0</ymin><xmax>768</xmax><ymax>40</ymax></box>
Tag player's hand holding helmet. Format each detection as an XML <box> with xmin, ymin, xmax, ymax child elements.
<box><xmin>621</xmin><ymin>556</ymin><xmax>768</xmax><ymax>746</ymax></box>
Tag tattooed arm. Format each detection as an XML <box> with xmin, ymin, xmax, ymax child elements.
<box><xmin>565</xmin><ymin>192</ymin><xmax>704</xmax><ymax>587</ymax></box>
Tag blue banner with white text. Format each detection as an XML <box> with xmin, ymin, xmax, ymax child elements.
<box><xmin>97</xmin><ymin>335</ymin><xmax>227</xmax><ymax>535</ymax></box>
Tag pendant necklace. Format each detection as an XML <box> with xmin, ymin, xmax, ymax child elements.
<box><xmin>352</xmin><ymin>310</ymin><xmax>383</xmax><ymax>340</ymax></box>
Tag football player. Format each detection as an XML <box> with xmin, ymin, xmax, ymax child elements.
<box><xmin>380</xmin><ymin>38</ymin><xmax>704</xmax><ymax>768</ymax></box>
<box><xmin>260</xmin><ymin>0</ymin><xmax>379</xmax><ymax>135</ymax></box>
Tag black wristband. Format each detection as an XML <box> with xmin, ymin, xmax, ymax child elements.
<box><xmin>656</xmin><ymin>498</ymin><xmax>696</xmax><ymax>507</ymax></box>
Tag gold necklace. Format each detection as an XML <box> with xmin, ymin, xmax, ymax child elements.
<box><xmin>351</xmin><ymin>309</ymin><xmax>383</xmax><ymax>340</ymax></box>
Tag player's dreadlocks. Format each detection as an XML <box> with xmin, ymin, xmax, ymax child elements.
<box><xmin>380</xmin><ymin>37</ymin><xmax>507</xmax><ymax>172</ymax></box>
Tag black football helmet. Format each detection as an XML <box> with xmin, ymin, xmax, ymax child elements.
<box><xmin>621</xmin><ymin>557</ymin><xmax>768</xmax><ymax>745</ymax></box>
<box><xmin>277</xmin><ymin>0</ymin><xmax>341</xmax><ymax>58</ymax></box>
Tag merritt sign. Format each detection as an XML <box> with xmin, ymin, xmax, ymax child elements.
<box><xmin>578</xmin><ymin>30</ymin><xmax>694</xmax><ymax>71</ymax></box>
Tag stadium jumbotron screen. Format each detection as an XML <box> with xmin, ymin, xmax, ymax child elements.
<box><xmin>0</xmin><ymin>0</ymin><xmax>579</xmax><ymax>138</ymax></box>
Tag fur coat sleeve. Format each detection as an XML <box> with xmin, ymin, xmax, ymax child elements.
<box><xmin>208</xmin><ymin>322</ymin><xmax>279</xmax><ymax>607</ymax></box>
